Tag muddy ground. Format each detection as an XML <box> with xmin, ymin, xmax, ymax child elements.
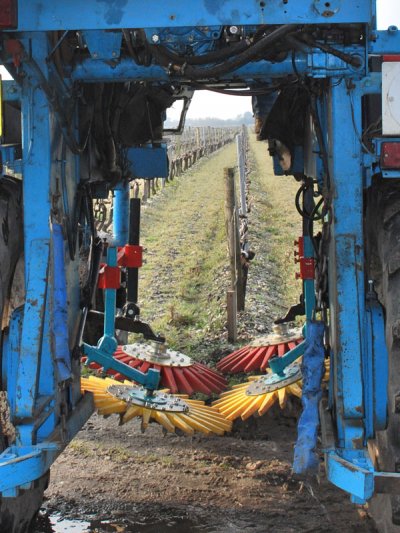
<box><xmin>36</xmin><ymin>411</ymin><xmax>376</xmax><ymax>533</ymax></box>
<box><xmin>34</xmin><ymin>137</ymin><xmax>378</xmax><ymax>532</ymax></box>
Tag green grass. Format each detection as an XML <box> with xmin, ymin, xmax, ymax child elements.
<box><xmin>135</xmin><ymin>143</ymin><xmax>238</xmax><ymax>358</ymax></box>
<box><xmin>248</xmin><ymin>137</ymin><xmax>302</xmax><ymax>310</ymax></box>
<box><xmin>129</xmin><ymin>135</ymin><xmax>302</xmax><ymax>362</ymax></box>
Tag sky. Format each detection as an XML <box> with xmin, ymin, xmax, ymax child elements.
<box><xmin>0</xmin><ymin>1</ymin><xmax>398</xmax><ymax>121</ymax></box>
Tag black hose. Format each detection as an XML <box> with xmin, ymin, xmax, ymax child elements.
<box><xmin>22</xmin><ymin>53</ymin><xmax>93</xmax><ymax>155</ymax></box>
<box><xmin>295</xmin><ymin>184</ymin><xmax>309</xmax><ymax>219</ymax></box>
<box><xmin>75</xmin><ymin>236</ymin><xmax>104</xmax><ymax>347</ymax></box>
<box><xmin>122</xmin><ymin>29</ymin><xmax>141</xmax><ymax>64</ymax></box>
<box><xmin>307</xmin><ymin>197</ymin><xmax>326</xmax><ymax>257</ymax></box>
<box><xmin>296</xmin><ymin>35</ymin><xmax>362</xmax><ymax>68</ymax></box>
<box><xmin>296</xmin><ymin>184</ymin><xmax>324</xmax><ymax>221</ymax></box>
<box><xmin>152</xmin><ymin>39</ymin><xmax>250</xmax><ymax>66</ymax></box>
<box><xmin>164</xmin><ymin>25</ymin><xmax>297</xmax><ymax>80</ymax></box>
<box><xmin>127</xmin><ymin>198</ymin><xmax>141</xmax><ymax>304</ymax></box>
<box><xmin>309</xmin><ymin>91</ymin><xmax>331</xmax><ymax>192</ymax></box>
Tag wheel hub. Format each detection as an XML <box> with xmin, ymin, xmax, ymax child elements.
<box><xmin>107</xmin><ymin>384</ymin><xmax>190</xmax><ymax>412</ymax></box>
<box><xmin>121</xmin><ymin>343</ymin><xmax>193</xmax><ymax>367</ymax></box>
<box><xmin>246</xmin><ymin>363</ymin><xmax>302</xmax><ymax>395</ymax></box>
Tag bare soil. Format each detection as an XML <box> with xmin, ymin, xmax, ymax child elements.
<box><xmin>34</xmin><ymin>137</ymin><xmax>377</xmax><ymax>533</ymax></box>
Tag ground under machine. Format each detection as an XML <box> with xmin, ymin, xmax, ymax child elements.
<box><xmin>0</xmin><ymin>1</ymin><xmax>400</xmax><ymax>531</ymax></box>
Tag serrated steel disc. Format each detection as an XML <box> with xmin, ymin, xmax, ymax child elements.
<box><xmin>107</xmin><ymin>384</ymin><xmax>189</xmax><ymax>412</ymax></box>
<box><xmin>249</xmin><ymin>329</ymin><xmax>302</xmax><ymax>348</ymax></box>
<box><xmin>122</xmin><ymin>343</ymin><xmax>193</xmax><ymax>367</ymax></box>
<box><xmin>246</xmin><ymin>364</ymin><xmax>302</xmax><ymax>396</ymax></box>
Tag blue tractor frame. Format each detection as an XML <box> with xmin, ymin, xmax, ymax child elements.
<box><xmin>0</xmin><ymin>0</ymin><xmax>399</xmax><ymax>527</ymax></box>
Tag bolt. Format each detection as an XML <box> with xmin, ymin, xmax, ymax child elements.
<box><xmin>229</xmin><ymin>26</ymin><xmax>239</xmax><ymax>35</ymax></box>
<box><xmin>151</xmin><ymin>34</ymin><xmax>160</xmax><ymax>44</ymax></box>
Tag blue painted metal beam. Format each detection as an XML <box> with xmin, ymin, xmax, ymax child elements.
<box><xmin>15</xmin><ymin>0</ymin><xmax>372</xmax><ymax>32</ymax></box>
<box><xmin>15</xmin><ymin>35</ymin><xmax>53</xmax><ymax>424</ymax></box>
<box><xmin>71</xmin><ymin>49</ymin><xmax>363</xmax><ymax>83</ymax></box>
<box><xmin>326</xmin><ymin>451</ymin><xmax>374</xmax><ymax>501</ymax></box>
<box><xmin>2</xmin><ymin>80</ymin><xmax>20</xmax><ymax>102</ymax></box>
<box><xmin>0</xmin><ymin>391</ymin><xmax>94</xmax><ymax>495</ymax></box>
<box><xmin>370</xmin><ymin>28</ymin><xmax>400</xmax><ymax>54</ymax></box>
<box><xmin>327</xmin><ymin>78</ymin><xmax>365</xmax><ymax>449</ymax></box>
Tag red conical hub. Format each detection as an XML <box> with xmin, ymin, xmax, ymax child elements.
<box><xmin>87</xmin><ymin>343</ymin><xmax>227</xmax><ymax>396</ymax></box>
<box><xmin>217</xmin><ymin>325</ymin><xmax>303</xmax><ymax>374</ymax></box>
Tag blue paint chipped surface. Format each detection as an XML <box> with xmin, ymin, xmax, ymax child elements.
<box><xmin>96</xmin><ymin>0</ymin><xmax>128</xmax><ymax>25</ymax></box>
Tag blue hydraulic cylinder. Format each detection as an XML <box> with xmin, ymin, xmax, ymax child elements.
<box><xmin>113</xmin><ymin>182</ymin><xmax>130</xmax><ymax>246</ymax></box>
<box><xmin>104</xmin><ymin>246</ymin><xmax>118</xmax><ymax>341</ymax></box>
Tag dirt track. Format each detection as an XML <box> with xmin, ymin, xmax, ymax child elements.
<box><xmin>34</xmin><ymin>137</ymin><xmax>377</xmax><ymax>532</ymax></box>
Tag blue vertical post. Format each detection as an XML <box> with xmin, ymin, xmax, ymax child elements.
<box><xmin>113</xmin><ymin>181</ymin><xmax>130</xmax><ymax>246</ymax></box>
<box><xmin>104</xmin><ymin>246</ymin><xmax>118</xmax><ymax>341</ymax></box>
<box><xmin>52</xmin><ymin>223</ymin><xmax>72</xmax><ymax>382</ymax></box>
<box><xmin>16</xmin><ymin>33</ymin><xmax>53</xmax><ymax>422</ymax></box>
<box><xmin>327</xmin><ymin>78</ymin><xmax>365</xmax><ymax>449</ymax></box>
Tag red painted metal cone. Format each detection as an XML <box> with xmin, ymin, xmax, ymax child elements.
<box><xmin>217</xmin><ymin>326</ymin><xmax>303</xmax><ymax>374</ymax></box>
<box><xmin>87</xmin><ymin>343</ymin><xmax>227</xmax><ymax>396</ymax></box>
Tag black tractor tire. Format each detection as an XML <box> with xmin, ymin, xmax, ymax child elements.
<box><xmin>0</xmin><ymin>177</ymin><xmax>49</xmax><ymax>532</ymax></box>
<box><xmin>0</xmin><ymin>473</ymin><xmax>50</xmax><ymax>533</ymax></box>
<box><xmin>366</xmin><ymin>180</ymin><xmax>400</xmax><ymax>532</ymax></box>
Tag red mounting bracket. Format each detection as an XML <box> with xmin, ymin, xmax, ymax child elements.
<box><xmin>98</xmin><ymin>265</ymin><xmax>121</xmax><ymax>289</ymax></box>
<box><xmin>117</xmin><ymin>245</ymin><xmax>143</xmax><ymax>268</ymax></box>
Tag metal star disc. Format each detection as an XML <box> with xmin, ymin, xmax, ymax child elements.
<box><xmin>246</xmin><ymin>363</ymin><xmax>302</xmax><ymax>396</ymax></box>
<box><xmin>107</xmin><ymin>384</ymin><xmax>189</xmax><ymax>413</ymax></box>
<box><xmin>249</xmin><ymin>328</ymin><xmax>302</xmax><ymax>348</ymax></box>
<box><xmin>122</xmin><ymin>343</ymin><xmax>193</xmax><ymax>367</ymax></box>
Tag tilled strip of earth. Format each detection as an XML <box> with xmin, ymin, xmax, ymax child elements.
<box><xmin>35</xmin><ymin>136</ymin><xmax>377</xmax><ymax>532</ymax></box>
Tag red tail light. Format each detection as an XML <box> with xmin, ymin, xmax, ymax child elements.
<box><xmin>381</xmin><ymin>142</ymin><xmax>400</xmax><ymax>169</ymax></box>
<box><xmin>0</xmin><ymin>1</ymin><xmax>17</xmax><ymax>29</ymax></box>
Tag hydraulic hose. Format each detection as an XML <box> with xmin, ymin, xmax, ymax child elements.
<box><xmin>156</xmin><ymin>25</ymin><xmax>297</xmax><ymax>80</ymax></box>
<box><xmin>296</xmin><ymin>34</ymin><xmax>362</xmax><ymax>68</ymax></box>
<box><xmin>75</xmin><ymin>236</ymin><xmax>104</xmax><ymax>347</ymax></box>
<box><xmin>152</xmin><ymin>38</ymin><xmax>250</xmax><ymax>66</ymax></box>
<box><xmin>127</xmin><ymin>197</ymin><xmax>141</xmax><ymax>305</ymax></box>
